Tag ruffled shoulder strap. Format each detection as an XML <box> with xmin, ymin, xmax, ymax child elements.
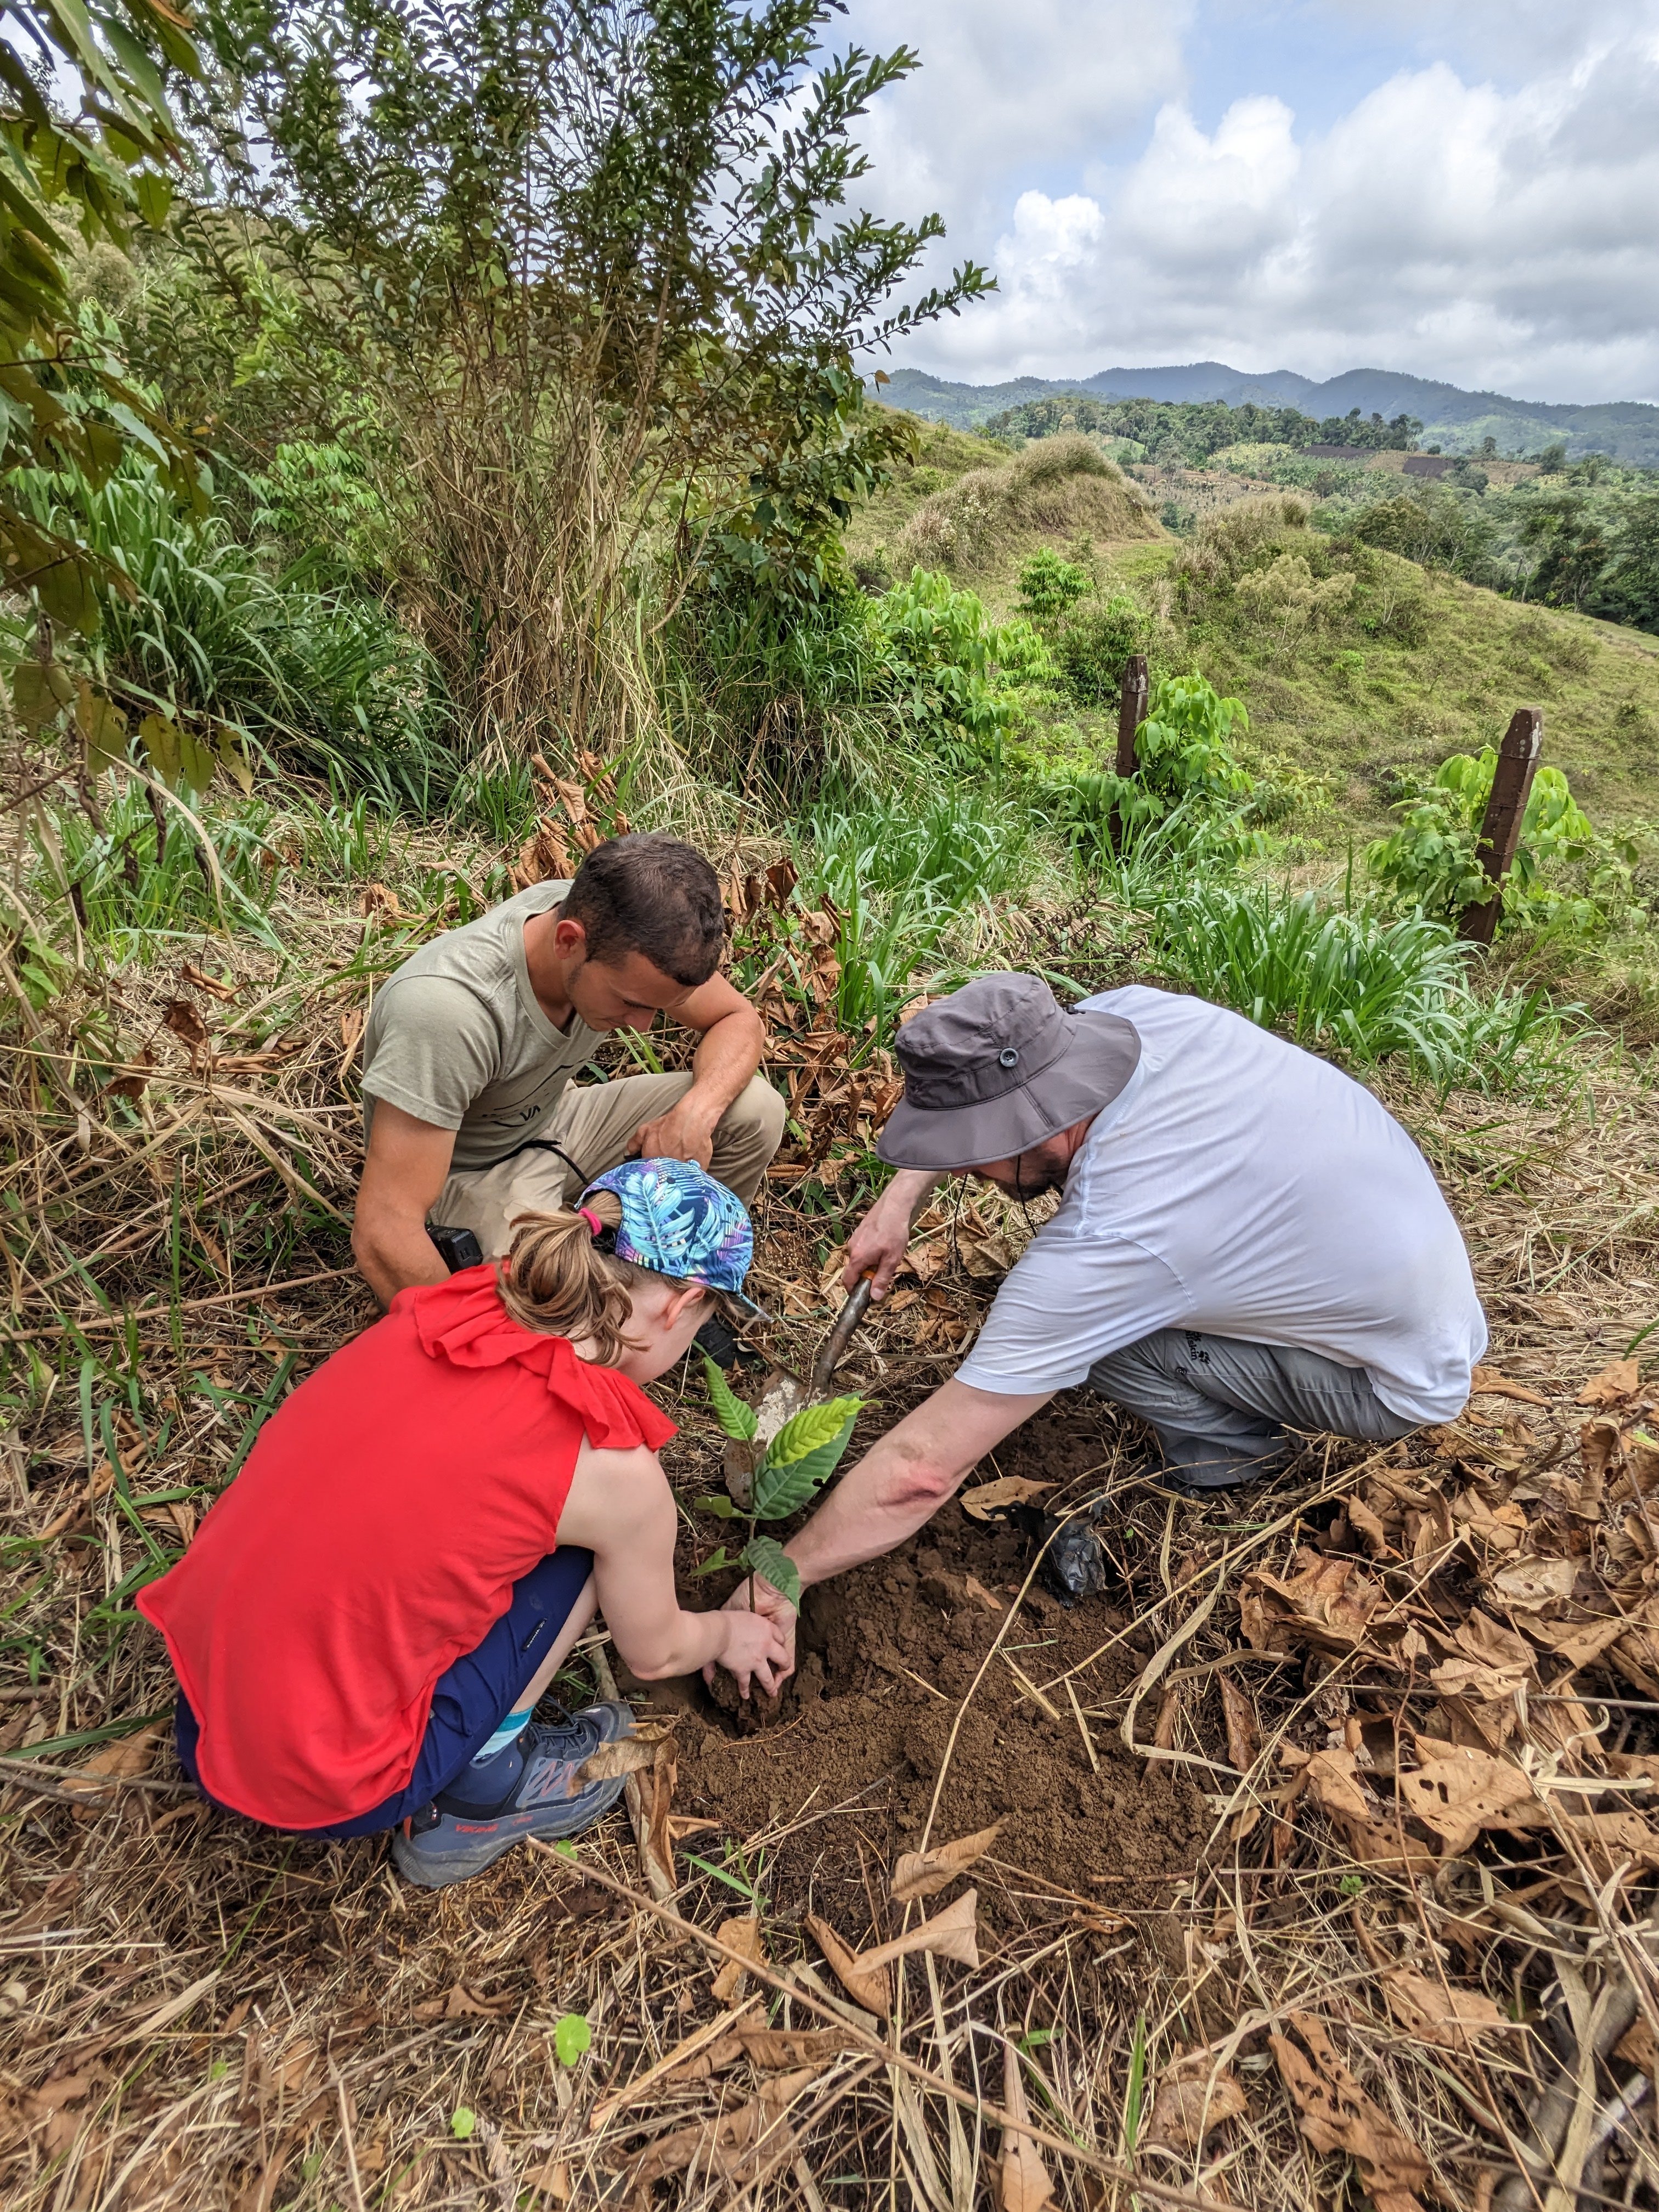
<box><xmin>405</xmin><ymin>1266</ymin><xmax>676</xmax><ymax>1449</ymax></box>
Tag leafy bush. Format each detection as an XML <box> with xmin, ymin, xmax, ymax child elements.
<box><xmin>1047</xmin><ymin>672</ymin><xmax>1253</xmax><ymax>866</ymax></box>
<box><xmin>876</xmin><ymin>567</ymin><xmax>1051</xmax><ymax>762</ymax></box>
<box><xmin>1147</xmin><ymin>879</ymin><xmax>1572</xmax><ymax>1094</ymax></box>
<box><xmin>1367</xmin><ymin>749</ymin><xmax>1638</xmax><ymax>933</ymax></box>
<box><xmin>1053</xmin><ymin>594</ymin><xmax>1151</xmax><ymax>707</ymax></box>
<box><xmin>1015</xmin><ymin>548</ymin><xmax>1091</xmax><ymax>627</ymax></box>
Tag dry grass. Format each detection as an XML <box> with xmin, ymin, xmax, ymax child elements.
<box><xmin>6</xmin><ymin>793</ymin><xmax>1659</xmax><ymax>2209</ymax></box>
<box><xmin>893</xmin><ymin>438</ymin><xmax>1161</xmax><ymax>579</ymax></box>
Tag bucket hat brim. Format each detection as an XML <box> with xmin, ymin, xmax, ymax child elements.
<box><xmin>876</xmin><ymin>1008</ymin><xmax>1140</xmax><ymax>1171</ymax></box>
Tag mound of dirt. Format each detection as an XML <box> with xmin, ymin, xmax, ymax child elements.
<box><xmin>635</xmin><ymin>1404</ymin><xmax>1208</xmax><ymax>1932</ymax></box>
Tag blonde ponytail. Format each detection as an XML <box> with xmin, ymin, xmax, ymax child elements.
<box><xmin>499</xmin><ymin>1190</ymin><xmax>658</xmax><ymax>1364</ymax></box>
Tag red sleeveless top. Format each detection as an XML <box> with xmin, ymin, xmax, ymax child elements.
<box><xmin>138</xmin><ymin>1268</ymin><xmax>675</xmax><ymax>1829</ymax></box>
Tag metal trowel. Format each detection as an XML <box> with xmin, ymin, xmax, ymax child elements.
<box><xmin>724</xmin><ymin>1273</ymin><xmax>874</xmax><ymax>1507</ymax></box>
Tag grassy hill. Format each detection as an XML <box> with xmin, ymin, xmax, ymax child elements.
<box><xmin>850</xmin><ymin>415</ymin><xmax>1659</xmax><ymax>853</ymax></box>
<box><xmin>882</xmin><ymin>363</ymin><xmax>1659</xmax><ymax>464</ymax></box>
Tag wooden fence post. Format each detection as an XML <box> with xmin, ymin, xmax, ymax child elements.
<box><xmin>1109</xmin><ymin>654</ymin><xmax>1149</xmax><ymax>851</ymax></box>
<box><xmin>1459</xmin><ymin>707</ymin><xmax>1542</xmax><ymax>945</ymax></box>
<box><xmin>1115</xmin><ymin>654</ymin><xmax>1149</xmax><ymax>778</ymax></box>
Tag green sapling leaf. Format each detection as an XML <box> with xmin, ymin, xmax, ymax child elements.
<box><xmin>742</xmin><ymin>1533</ymin><xmax>801</xmax><ymax>1609</ymax></box>
<box><xmin>766</xmin><ymin>1394</ymin><xmax>862</xmax><ymax>1468</ymax></box>
<box><xmin>693</xmin><ymin>1492</ymin><xmax>738</xmax><ymax>1519</ymax></box>
<box><xmin>554</xmin><ymin>2012</ymin><xmax>592</xmax><ymax>2066</ymax></box>
<box><xmin>753</xmin><ymin>1412</ymin><xmax>859</xmax><ymax>1520</ymax></box>
<box><xmin>451</xmin><ymin>2107</ymin><xmax>476</xmax><ymax>2140</ymax></box>
<box><xmin>702</xmin><ymin>1354</ymin><xmax>758</xmax><ymax>1442</ymax></box>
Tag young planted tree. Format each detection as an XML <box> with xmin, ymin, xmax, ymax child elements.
<box><xmin>195</xmin><ymin>0</ymin><xmax>991</xmax><ymax>767</ymax></box>
<box><xmin>697</xmin><ymin>1358</ymin><xmax>861</xmax><ymax>1607</ymax></box>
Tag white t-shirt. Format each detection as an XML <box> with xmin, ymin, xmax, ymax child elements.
<box><xmin>955</xmin><ymin>986</ymin><xmax>1486</xmax><ymax>1425</ymax></box>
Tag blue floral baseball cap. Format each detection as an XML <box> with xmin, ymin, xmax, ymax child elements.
<box><xmin>582</xmin><ymin>1158</ymin><xmax>761</xmax><ymax>1312</ymax></box>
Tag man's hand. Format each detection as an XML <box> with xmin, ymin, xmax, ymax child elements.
<box><xmin>705</xmin><ymin>1573</ymin><xmax>798</xmax><ymax>1689</ymax></box>
<box><xmin>633</xmin><ymin>1091</ymin><xmax>719</xmax><ymax>1170</ymax></box>
<box><xmin>843</xmin><ymin>1168</ymin><xmax>940</xmax><ymax>1299</ymax></box>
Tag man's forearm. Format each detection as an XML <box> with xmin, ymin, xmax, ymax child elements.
<box><xmin>783</xmin><ymin>1380</ymin><xmax>1052</xmax><ymax>1589</ymax></box>
<box><xmin>686</xmin><ymin>1007</ymin><xmax>765</xmax><ymax>1119</ymax></box>
<box><xmin>353</xmin><ymin>1214</ymin><xmax>448</xmax><ymax>1307</ymax></box>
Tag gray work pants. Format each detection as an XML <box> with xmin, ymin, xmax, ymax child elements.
<box><xmin>1087</xmin><ymin>1329</ymin><xmax>1418</xmax><ymax>1490</ymax></box>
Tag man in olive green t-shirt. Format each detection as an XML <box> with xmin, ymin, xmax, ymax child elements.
<box><xmin>352</xmin><ymin>834</ymin><xmax>785</xmax><ymax>1306</ymax></box>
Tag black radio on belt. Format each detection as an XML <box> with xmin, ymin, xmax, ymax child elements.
<box><xmin>427</xmin><ymin>1223</ymin><xmax>484</xmax><ymax>1273</ymax></box>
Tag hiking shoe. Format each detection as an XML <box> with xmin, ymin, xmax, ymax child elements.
<box><xmin>392</xmin><ymin>1701</ymin><xmax>634</xmax><ymax>1889</ymax></box>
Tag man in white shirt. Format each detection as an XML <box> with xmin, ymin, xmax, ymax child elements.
<box><xmin>721</xmin><ymin>972</ymin><xmax>1486</xmax><ymax>1677</ymax></box>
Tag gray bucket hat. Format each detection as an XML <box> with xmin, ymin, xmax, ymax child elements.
<box><xmin>877</xmin><ymin>974</ymin><xmax>1141</xmax><ymax>1171</ymax></box>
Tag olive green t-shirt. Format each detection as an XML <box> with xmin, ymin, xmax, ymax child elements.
<box><xmin>360</xmin><ymin>882</ymin><xmax>603</xmax><ymax>1172</ymax></box>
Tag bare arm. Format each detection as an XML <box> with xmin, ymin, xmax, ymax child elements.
<box><xmin>634</xmin><ymin>974</ymin><xmax>766</xmax><ymax>1166</ymax></box>
<box><xmin>562</xmin><ymin>1442</ymin><xmax>788</xmax><ymax>1694</ymax></box>
<box><xmin>351</xmin><ymin>1101</ymin><xmax>456</xmax><ymax>1305</ymax></box>
<box><xmin>788</xmin><ymin>1379</ymin><xmax>1053</xmax><ymax>1585</ymax></box>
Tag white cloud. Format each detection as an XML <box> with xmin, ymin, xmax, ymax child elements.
<box><xmin>843</xmin><ymin>2</ymin><xmax>1659</xmax><ymax>403</ymax></box>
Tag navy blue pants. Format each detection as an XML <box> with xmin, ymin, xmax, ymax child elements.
<box><xmin>174</xmin><ymin>1546</ymin><xmax>596</xmax><ymax>1839</ymax></box>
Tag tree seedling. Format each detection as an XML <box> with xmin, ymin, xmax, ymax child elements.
<box><xmin>698</xmin><ymin>1357</ymin><xmax>864</xmax><ymax>1606</ymax></box>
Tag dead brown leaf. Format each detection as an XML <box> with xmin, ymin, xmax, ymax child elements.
<box><xmin>738</xmin><ymin>2027</ymin><xmax>861</xmax><ymax>2070</ymax></box>
<box><xmin>1427</xmin><ymin>1609</ymin><xmax>1538</xmax><ymax>1701</ymax></box>
<box><xmin>1395</xmin><ymin>1746</ymin><xmax>1543</xmax><ymax>1854</ymax></box>
<box><xmin>63</xmin><ymin>1722</ymin><xmax>163</xmax><ymax>1816</ymax></box>
<box><xmin>1218</xmin><ymin>1674</ymin><xmax>1259</xmax><ymax>1773</ymax></box>
<box><xmin>1145</xmin><ymin>2051</ymin><xmax>1249</xmax><ymax>2152</ymax></box>
<box><xmin>960</xmin><ymin>1476</ymin><xmax>1053</xmax><ymax>1521</ymax></box>
<box><xmin>857</xmin><ymin>1888</ymin><xmax>980</xmax><ymax>1975</ymax></box>
<box><xmin>1380</xmin><ymin>1967</ymin><xmax>1508</xmax><ymax>2050</ymax></box>
<box><xmin>997</xmin><ymin>2040</ymin><xmax>1054</xmax><ymax>2211</ymax></box>
<box><xmin>1471</xmin><ymin>1364</ymin><xmax>1549</xmax><ymax>1406</ymax></box>
<box><xmin>805</xmin><ymin>1913</ymin><xmax>892</xmax><ymax>2019</ymax></box>
<box><xmin>890</xmin><ymin>1821</ymin><xmax>1004</xmax><ymax>1902</ymax></box>
<box><xmin>1486</xmin><ymin>1555</ymin><xmax>1577</xmax><ymax>1613</ymax></box>
<box><xmin>710</xmin><ymin>1915</ymin><xmax>764</xmax><ymax>2004</ymax></box>
<box><xmin>1270</xmin><ymin>2009</ymin><xmax>1430</xmax><ymax>2212</ymax></box>
<box><xmin>162</xmin><ymin>997</ymin><xmax>210</xmax><ymax>1054</ymax></box>
<box><xmin>1239</xmin><ymin>1549</ymin><xmax>1385</xmax><ymax>1656</ymax></box>
<box><xmin>1580</xmin><ymin>1358</ymin><xmax>1641</xmax><ymax>1407</ymax></box>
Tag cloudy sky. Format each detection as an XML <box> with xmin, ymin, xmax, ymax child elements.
<box><xmin>833</xmin><ymin>0</ymin><xmax>1659</xmax><ymax>404</ymax></box>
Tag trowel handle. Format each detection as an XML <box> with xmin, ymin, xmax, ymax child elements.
<box><xmin>810</xmin><ymin>1273</ymin><xmax>874</xmax><ymax>1395</ymax></box>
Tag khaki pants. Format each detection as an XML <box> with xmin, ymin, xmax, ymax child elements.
<box><xmin>432</xmin><ymin>1072</ymin><xmax>786</xmax><ymax>1260</ymax></box>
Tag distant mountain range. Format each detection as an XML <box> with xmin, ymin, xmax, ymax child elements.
<box><xmin>878</xmin><ymin>363</ymin><xmax>1659</xmax><ymax>465</ymax></box>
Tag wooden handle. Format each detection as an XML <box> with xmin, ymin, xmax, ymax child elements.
<box><xmin>810</xmin><ymin>1274</ymin><xmax>874</xmax><ymax>1395</ymax></box>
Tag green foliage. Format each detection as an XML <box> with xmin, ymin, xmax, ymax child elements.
<box><xmin>699</xmin><ymin>1370</ymin><xmax>864</xmax><ymax>1606</ymax></box>
<box><xmin>553</xmin><ymin>2013</ymin><xmax>591</xmax><ymax>2067</ymax></box>
<box><xmin>13</xmin><ymin>456</ymin><xmax>454</xmax><ymax>808</ymax></box>
<box><xmin>702</xmin><ymin>1355</ymin><xmax>759</xmax><ymax>1444</ymax></box>
<box><xmin>739</xmin><ymin>1532</ymin><xmax>802</xmax><ymax>1610</ymax></box>
<box><xmin>982</xmin><ymin>393</ymin><xmax>1421</xmax><ymax>466</ymax></box>
<box><xmin>450</xmin><ymin>2108</ymin><xmax>476</xmax><ymax>2141</ymax></box>
<box><xmin>1015</xmin><ymin>547</ymin><xmax>1091</xmax><ymax>627</ymax></box>
<box><xmin>199</xmin><ymin>0</ymin><xmax>990</xmax><ymax>757</ymax></box>
<box><xmin>1367</xmin><ymin>749</ymin><xmax>1635</xmax><ymax>933</ymax></box>
<box><xmin>1147</xmin><ymin>880</ymin><xmax>1572</xmax><ymax>1094</ymax></box>
<box><xmin>1052</xmin><ymin>594</ymin><xmax>1150</xmax><ymax>708</ymax></box>
<box><xmin>0</xmin><ymin>1</ymin><xmax>205</xmax><ymax>631</ymax></box>
<box><xmin>875</xmin><ymin>567</ymin><xmax>1032</xmax><ymax>757</ymax></box>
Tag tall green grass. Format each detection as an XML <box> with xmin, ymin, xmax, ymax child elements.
<box><xmin>14</xmin><ymin>461</ymin><xmax>458</xmax><ymax>810</ymax></box>
<box><xmin>1146</xmin><ymin>877</ymin><xmax>1575</xmax><ymax>1094</ymax></box>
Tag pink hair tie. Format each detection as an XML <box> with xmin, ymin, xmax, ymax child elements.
<box><xmin>577</xmin><ymin>1206</ymin><xmax>603</xmax><ymax>1238</ymax></box>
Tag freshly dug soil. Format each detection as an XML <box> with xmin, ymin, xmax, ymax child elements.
<box><xmin>636</xmin><ymin>1398</ymin><xmax>1208</xmax><ymax>1932</ymax></box>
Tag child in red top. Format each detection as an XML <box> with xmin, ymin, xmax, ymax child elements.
<box><xmin>138</xmin><ymin>1159</ymin><xmax>786</xmax><ymax>1889</ymax></box>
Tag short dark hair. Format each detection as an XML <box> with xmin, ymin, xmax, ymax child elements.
<box><xmin>563</xmin><ymin>834</ymin><xmax>724</xmax><ymax>986</ymax></box>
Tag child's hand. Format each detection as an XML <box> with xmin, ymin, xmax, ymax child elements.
<box><xmin>717</xmin><ymin>1608</ymin><xmax>790</xmax><ymax>1700</ymax></box>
